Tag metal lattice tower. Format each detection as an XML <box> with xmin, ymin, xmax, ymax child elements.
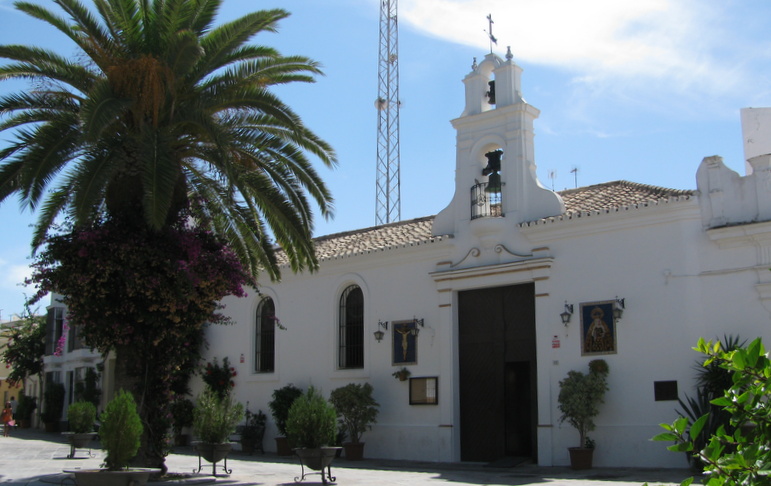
<box><xmin>375</xmin><ymin>0</ymin><xmax>400</xmax><ymax>225</ymax></box>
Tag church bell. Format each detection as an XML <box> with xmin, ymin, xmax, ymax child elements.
<box><xmin>485</xmin><ymin>172</ymin><xmax>501</xmax><ymax>193</ymax></box>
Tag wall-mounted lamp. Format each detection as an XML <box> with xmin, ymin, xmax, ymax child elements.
<box><xmin>560</xmin><ymin>301</ymin><xmax>574</xmax><ymax>326</ymax></box>
<box><xmin>613</xmin><ymin>297</ymin><xmax>625</xmax><ymax>320</ymax></box>
<box><xmin>412</xmin><ymin>318</ymin><xmax>425</xmax><ymax>336</ymax></box>
<box><xmin>374</xmin><ymin>320</ymin><xmax>388</xmax><ymax>342</ymax></box>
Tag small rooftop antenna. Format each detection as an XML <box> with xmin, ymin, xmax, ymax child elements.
<box><xmin>570</xmin><ymin>166</ymin><xmax>579</xmax><ymax>188</ymax></box>
<box><xmin>548</xmin><ymin>170</ymin><xmax>556</xmax><ymax>191</ymax></box>
<box><xmin>485</xmin><ymin>14</ymin><xmax>497</xmax><ymax>53</ymax></box>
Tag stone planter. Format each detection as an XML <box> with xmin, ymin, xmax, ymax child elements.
<box><xmin>294</xmin><ymin>447</ymin><xmax>341</xmax><ymax>485</ymax></box>
<box><xmin>194</xmin><ymin>442</ymin><xmax>233</xmax><ymax>476</ymax></box>
<box><xmin>62</xmin><ymin>432</ymin><xmax>97</xmax><ymax>458</ymax></box>
<box><xmin>64</xmin><ymin>468</ymin><xmax>158</xmax><ymax>486</ymax></box>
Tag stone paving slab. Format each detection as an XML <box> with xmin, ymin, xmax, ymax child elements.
<box><xmin>0</xmin><ymin>427</ymin><xmax>698</xmax><ymax>485</ymax></box>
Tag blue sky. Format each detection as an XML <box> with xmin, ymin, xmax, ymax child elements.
<box><xmin>1</xmin><ymin>0</ymin><xmax>770</xmax><ymax>319</ymax></box>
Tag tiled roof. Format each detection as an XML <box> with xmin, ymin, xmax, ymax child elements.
<box><xmin>279</xmin><ymin>180</ymin><xmax>695</xmax><ymax>264</ymax></box>
<box><xmin>558</xmin><ymin>180</ymin><xmax>694</xmax><ymax>215</ymax></box>
<box><xmin>309</xmin><ymin>216</ymin><xmax>440</xmax><ymax>262</ymax></box>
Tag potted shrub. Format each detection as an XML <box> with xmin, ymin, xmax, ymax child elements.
<box><xmin>64</xmin><ymin>389</ymin><xmax>156</xmax><ymax>486</ymax></box>
<box><xmin>192</xmin><ymin>388</ymin><xmax>244</xmax><ymax>473</ymax></box>
<box><xmin>268</xmin><ymin>384</ymin><xmax>303</xmax><ymax>456</ymax></box>
<box><xmin>557</xmin><ymin>359</ymin><xmax>609</xmax><ymax>470</ymax></box>
<box><xmin>329</xmin><ymin>383</ymin><xmax>380</xmax><ymax>460</ymax></box>
<box><xmin>15</xmin><ymin>393</ymin><xmax>36</xmax><ymax>429</ymax></box>
<box><xmin>63</xmin><ymin>400</ymin><xmax>97</xmax><ymax>457</ymax></box>
<box><xmin>240</xmin><ymin>406</ymin><xmax>266</xmax><ymax>454</ymax></box>
<box><xmin>392</xmin><ymin>367</ymin><xmax>411</xmax><ymax>381</ymax></box>
<box><xmin>285</xmin><ymin>386</ymin><xmax>340</xmax><ymax>482</ymax></box>
<box><xmin>170</xmin><ymin>397</ymin><xmax>195</xmax><ymax>446</ymax></box>
<box><xmin>42</xmin><ymin>382</ymin><xmax>65</xmax><ymax>432</ymax></box>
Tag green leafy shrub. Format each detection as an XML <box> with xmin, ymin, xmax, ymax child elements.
<box><xmin>100</xmin><ymin>390</ymin><xmax>143</xmax><ymax>471</ymax></box>
<box><xmin>653</xmin><ymin>337</ymin><xmax>771</xmax><ymax>486</ymax></box>
<box><xmin>329</xmin><ymin>383</ymin><xmax>379</xmax><ymax>444</ymax></box>
<box><xmin>67</xmin><ymin>401</ymin><xmax>96</xmax><ymax>433</ymax></box>
<box><xmin>558</xmin><ymin>359</ymin><xmax>609</xmax><ymax>448</ymax></box>
<box><xmin>241</xmin><ymin>407</ymin><xmax>267</xmax><ymax>442</ymax></box>
<box><xmin>286</xmin><ymin>387</ymin><xmax>337</xmax><ymax>449</ymax></box>
<box><xmin>269</xmin><ymin>384</ymin><xmax>303</xmax><ymax>436</ymax></box>
<box><xmin>171</xmin><ymin>397</ymin><xmax>195</xmax><ymax>433</ymax></box>
<box><xmin>193</xmin><ymin>389</ymin><xmax>244</xmax><ymax>444</ymax></box>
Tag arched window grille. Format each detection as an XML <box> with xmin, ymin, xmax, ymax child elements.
<box><xmin>254</xmin><ymin>297</ymin><xmax>276</xmax><ymax>373</ymax></box>
<box><xmin>338</xmin><ymin>285</ymin><xmax>364</xmax><ymax>369</ymax></box>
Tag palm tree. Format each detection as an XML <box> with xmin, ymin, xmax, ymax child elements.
<box><xmin>0</xmin><ymin>0</ymin><xmax>335</xmax><ymax>470</ymax></box>
<box><xmin>0</xmin><ymin>0</ymin><xmax>336</xmax><ymax>280</ymax></box>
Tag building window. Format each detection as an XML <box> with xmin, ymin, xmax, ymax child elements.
<box><xmin>338</xmin><ymin>285</ymin><xmax>364</xmax><ymax>369</ymax></box>
<box><xmin>254</xmin><ymin>298</ymin><xmax>276</xmax><ymax>373</ymax></box>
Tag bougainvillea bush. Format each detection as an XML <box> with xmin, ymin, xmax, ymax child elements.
<box><xmin>203</xmin><ymin>357</ymin><xmax>237</xmax><ymax>399</ymax></box>
<box><xmin>27</xmin><ymin>220</ymin><xmax>253</xmax><ymax>470</ymax></box>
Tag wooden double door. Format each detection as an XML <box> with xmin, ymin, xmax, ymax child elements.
<box><xmin>458</xmin><ymin>283</ymin><xmax>537</xmax><ymax>462</ymax></box>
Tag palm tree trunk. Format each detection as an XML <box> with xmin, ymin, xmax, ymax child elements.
<box><xmin>113</xmin><ymin>345</ymin><xmax>167</xmax><ymax>474</ymax></box>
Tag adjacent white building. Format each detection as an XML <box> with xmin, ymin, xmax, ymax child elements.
<box><xmin>207</xmin><ymin>48</ymin><xmax>771</xmax><ymax>468</ymax></box>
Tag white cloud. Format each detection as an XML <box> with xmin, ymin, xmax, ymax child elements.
<box><xmin>2</xmin><ymin>264</ymin><xmax>31</xmax><ymax>290</ymax></box>
<box><xmin>400</xmin><ymin>0</ymin><xmax>763</xmax><ymax>101</ymax></box>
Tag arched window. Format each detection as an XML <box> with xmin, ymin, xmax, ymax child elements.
<box><xmin>338</xmin><ymin>285</ymin><xmax>364</xmax><ymax>369</ymax></box>
<box><xmin>254</xmin><ymin>298</ymin><xmax>276</xmax><ymax>373</ymax></box>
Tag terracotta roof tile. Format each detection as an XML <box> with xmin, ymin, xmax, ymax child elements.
<box><xmin>277</xmin><ymin>181</ymin><xmax>695</xmax><ymax>264</ymax></box>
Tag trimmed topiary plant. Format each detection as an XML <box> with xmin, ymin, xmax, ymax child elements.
<box><xmin>286</xmin><ymin>386</ymin><xmax>337</xmax><ymax>449</ymax></box>
<box><xmin>67</xmin><ymin>401</ymin><xmax>97</xmax><ymax>433</ymax></box>
<box><xmin>100</xmin><ymin>389</ymin><xmax>144</xmax><ymax>471</ymax></box>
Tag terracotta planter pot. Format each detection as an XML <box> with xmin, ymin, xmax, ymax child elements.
<box><xmin>275</xmin><ymin>436</ymin><xmax>293</xmax><ymax>456</ymax></box>
<box><xmin>568</xmin><ymin>447</ymin><xmax>594</xmax><ymax>470</ymax></box>
<box><xmin>343</xmin><ymin>442</ymin><xmax>365</xmax><ymax>460</ymax></box>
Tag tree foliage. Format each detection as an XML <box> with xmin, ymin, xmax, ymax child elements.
<box><xmin>0</xmin><ymin>0</ymin><xmax>336</xmax><ymax>280</ymax></box>
<box><xmin>653</xmin><ymin>338</ymin><xmax>771</xmax><ymax>486</ymax></box>
<box><xmin>2</xmin><ymin>0</ymin><xmax>334</xmax><ymax>471</ymax></box>
<box><xmin>0</xmin><ymin>306</ymin><xmax>46</xmax><ymax>385</ymax></box>
<box><xmin>558</xmin><ymin>359</ymin><xmax>609</xmax><ymax>448</ymax></box>
<box><xmin>27</xmin><ymin>220</ymin><xmax>252</xmax><ymax>468</ymax></box>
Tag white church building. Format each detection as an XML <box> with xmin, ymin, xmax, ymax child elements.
<box><xmin>205</xmin><ymin>47</ymin><xmax>771</xmax><ymax>468</ymax></box>
<box><xmin>45</xmin><ymin>47</ymin><xmax>771</xmax><ymax>469</ymax></box>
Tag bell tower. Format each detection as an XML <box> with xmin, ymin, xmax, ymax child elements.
<box><xmin>433</xmin><ymin>48</ymin><xmax>564</xmax><ymax>239</ymax></box>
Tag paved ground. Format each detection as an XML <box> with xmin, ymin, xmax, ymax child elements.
<box><xmin>0</xmin><ymin>427</ymin><xmax>698</xmax><ymax>485</ymax></box>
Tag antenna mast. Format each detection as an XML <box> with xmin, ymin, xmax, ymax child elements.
<box><xmin>375</xmin><ymin>0</ymin><xmax>401</xmax><ymax>225</ymax></box>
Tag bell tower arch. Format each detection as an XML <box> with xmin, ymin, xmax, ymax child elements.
<box><xmin>433</xmin><ymin>48</ymin><xmax>564</xmax><ymax>237</ymax></box>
